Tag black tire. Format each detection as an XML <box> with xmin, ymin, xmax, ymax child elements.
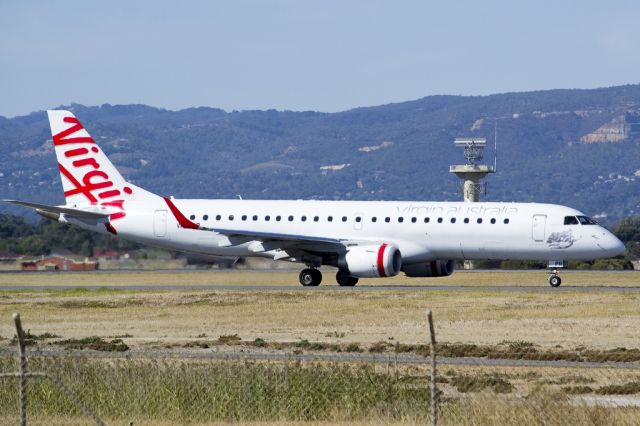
<box><xmin>299</xmin><ymin>268</ymin><xmax>322</xmax><ymax>286</ymax></box>
<box><xmin>549</xmin><ymin>275</ymin><xmax>562</xmax><ymax>287</ymax></box>
<box><xmin>336</xmin><ymin>270</ymin><xmax>359</xmax><ymax>287</ymax></box>
<box><xmin>310</xmin><ymin>268</ymin><xmax>322</xmax><ymax>286</ymax></box>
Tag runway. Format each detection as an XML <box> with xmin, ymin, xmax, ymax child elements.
<box><xmin>2</xmin><ymin>283</ymin><xmax>640</xmax><ymax>293</ymax></box>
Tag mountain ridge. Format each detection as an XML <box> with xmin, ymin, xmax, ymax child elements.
<box><xmin>1</xmin><ymin>84</ymin><xmax>639</xmax><ymax>223</ymax></box>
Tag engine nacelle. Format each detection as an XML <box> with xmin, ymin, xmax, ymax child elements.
<box><xmin>403</xmin><ymin>259</ymin><xmax>455</xmax><ymax>277</ymax></box>
<box><xmin>341</xmin><ymin>244</ymin><xmax>402</xmax><ymax>278</ymax></box>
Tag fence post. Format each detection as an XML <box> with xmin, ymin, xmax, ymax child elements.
<box><xmin>427</xmin><ymin>310</ymin><xmax>437</xmax><ymax>426</ymax></box>
<box><xmin>13</xmin><ymin>313</ymin><xmax>27</xmax><ymax>426</ymax></box>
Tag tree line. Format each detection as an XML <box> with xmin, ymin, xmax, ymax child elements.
<box><xmin>0</xmin><ymin>214</ymin><xmax>140</xmax><ymax>257</ymax></box>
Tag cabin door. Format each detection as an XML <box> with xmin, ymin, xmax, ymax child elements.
<box><xmin>154</xmin><ymin>210</ymin><xmax>167</xmax><ymax>237</ymax></box>
<box><xmin>531</xmin><ymin>214</ymin><xmax>547</xmax><ymax>242</ymax></box>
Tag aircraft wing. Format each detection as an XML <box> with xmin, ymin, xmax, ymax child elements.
<box><xmin>205</xmin><ymin>226</ymin><xmax>388</xmax><ymax>257</ymax></box>
<box><xmin>3</xmin><ymin>200</ymin><xmax>111</xmax><ymax>220</ymax></box>
<box><xmin>205</xmin><ymin>227</ymin><xmax>344</xmax><ymax>245</ymax></box>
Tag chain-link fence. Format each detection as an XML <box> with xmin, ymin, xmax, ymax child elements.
<box><xmin>2</xmin><ymin>313</ymin><xmax>640</xmax><ymax>425</ymax></box>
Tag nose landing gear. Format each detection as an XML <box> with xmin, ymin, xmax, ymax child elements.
<box><xmin>548</xmin><ymin>273</ymin><xmax>562</xmax><ymax>287</ymax></box>
<box><xmin>547</xmin><ymin>260</ymin><xmax>565</xmax><ymax>287</ymax></box>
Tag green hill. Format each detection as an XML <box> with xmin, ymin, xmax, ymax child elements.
<box><xmin>2</xmin><ymin>85</ymin><xmax>640</xmax><ymax>223</ymax></box>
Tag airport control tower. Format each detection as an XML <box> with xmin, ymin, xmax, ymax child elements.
<box><xmin>449</xmin><ymin>138</ymin><xmax>495</xmax><ymax>202</ymax></box>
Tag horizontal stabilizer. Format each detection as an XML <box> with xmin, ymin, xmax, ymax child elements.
<box><xmin>3</xmin><ymin>200</ymin><xmax>111</xmax><ymax>219</ymax></box>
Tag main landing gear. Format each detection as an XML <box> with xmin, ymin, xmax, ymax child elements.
<box><xmin>299</xmin><ymin>268</ymin><xmax>322</xmax><ymax>286</ymax></box>
<box><xmin>298</xmin><ymin>268</ymin><xmax>359</xmax><ymax>287</ymax></box>
<box><xmin>335</xmin><ymin>270</ymin><xmax>359</xmax><ymax>287</ymax></box>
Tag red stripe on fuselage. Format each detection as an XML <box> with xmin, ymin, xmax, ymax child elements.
<box><xmin>104</xmin><ymin>222</ymin><xmax>117</xmax><ymax>235</ymax></box>
<box><xmin>163</xmin><ymin>197</ymin><xmax>199</xmax><ymax>229</ymax></box>
<box><xmin>377</xmin><ymin>243</ymin><xmax>388</xmax><ymax>277</ymax></box>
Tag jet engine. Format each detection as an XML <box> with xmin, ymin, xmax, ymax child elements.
<box><xmin>341</xmin><ymin>243</ymin><xmax>402</xmax><ymax>278</ymax></box>
<box><xmin>403</xmin><ymin>259</ymin><xmax>455</xmax><ymax>277</ymax></box>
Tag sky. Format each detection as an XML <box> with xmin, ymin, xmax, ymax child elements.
<box><xmin>2</xmin><ymin>0</ymin><xmax>640</xmax><ymax>117</ymax></box>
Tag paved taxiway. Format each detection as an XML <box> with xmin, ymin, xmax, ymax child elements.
<box><xmin>2</xmin><ymin>284</ymin><xmax>640</xmax><ymax>292</ymax></box>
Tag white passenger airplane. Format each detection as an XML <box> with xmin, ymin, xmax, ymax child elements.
<box><xmin>5</xmin><ymin>110</ymin><xmax>625</xmax><ymax>287</ymax></box>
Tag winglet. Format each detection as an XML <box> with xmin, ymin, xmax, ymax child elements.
<box><xmin>163</xmin><ymin>197</ymin><xmax>199</xmax><ymax>229</ymax></box>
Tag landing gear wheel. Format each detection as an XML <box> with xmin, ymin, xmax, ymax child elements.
<box><xmin>549</xmin><ymin>275</ymin><xmax>562</xmax><ymax>287</ymax></box>
<box><xmin>336</xmin><ymin>270</ymin><xmax>359</xmax><ymax>287</ymax></box>
<box><xmin>299</xmin><ymin>268</ymin><xmax>322</xmax><ymax>287</ymax></box>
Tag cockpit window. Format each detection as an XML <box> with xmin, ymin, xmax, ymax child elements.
<box><xmin>577</xmin><ymin>215</ymin><xmax>597</xmax><ymax>225</ymax></box>
<box><xmin>565</xmin><ymin>215</ymin><xmax>597</xmax><ymax>225</ymax></box>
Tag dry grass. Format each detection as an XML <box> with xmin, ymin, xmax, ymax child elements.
<box><xmin>2</xmin><ymin>270</ymin><xmax>639</xmax><ymax>425</ymax></box>
<box><xmin>0</xmin><ymin>269</ymin><xmax>638</xmax><ymax>287</ymax></box>
<box><xmin>1</xmin><ymin>362</ymin><xmax>639</xmax><ymax>425</ymax></box>
<box><xmin>0</xmin><ymin>273</ymin><xmax>639</xmax><ymax>350</ymax></box>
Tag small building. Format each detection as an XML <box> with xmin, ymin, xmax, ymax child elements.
<box><xmin>93</xmin><ymin>249</ymin><xmax>121</xmax><ymax>260</ymax></box>
<box><xmin>0</xmin><ymin>252</ymin><xmax>19</xmax><ymax>264</ymax></box>
<box><xmin>21</xmin><ymin>256</ymin><xmax>98</xmax><ymax>272</ymax></box>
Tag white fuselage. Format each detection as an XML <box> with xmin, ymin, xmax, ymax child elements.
<box><xmin>70</xmin><ymin>198</ymin><xmax>625</xmax><ymax>264</ymax></box>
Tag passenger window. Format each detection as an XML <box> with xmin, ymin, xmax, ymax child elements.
<box><xmin>328</xmin><ymin>216</ymin><xmax>333</xmax><ymax>222</ymax></box>
<box><xmin>203</xmin><ymin>215</ymin><xmax>208</xmax><ymax>221</ymax></box>
<box><xmin>288</xmin><ymin>215</ymin><xmax>294</xmax><ymax>222</ymax></box>
<box><xmin>451</xmin><ymin>218</ymin><xmax>456</xmax><ymax>224</ymax></box>
<box><xmin>385</xmin><ymin>217</ymin><xmax>391</xmax><ymax>223</ymax></box>
<box><xmin>398</xmin><ymin>217</ymin><xmax>404</xmax><ymax>223</ymax></box>
<box><xmin>464</xmin><ymin>218</ymin><xmax>469</xmax><ymax>224</ymax></box>
<box><xmin>228</xmin><ymin>215</ymin><xmax>234</xmax><ymax>221</ymax></box>
<box><xmin>215</xmin><ymin>215</ymin><xmax>221</xmax><ymax>221</ymax></box>
<box><xmin>253</xmin><ymin>215</ymin><xmax>258</xmax><ymax>221</ymax></box>
<box><xmin>342</xmin><ymin>216</ymin><xmax>347</xmax><ymax>222</ymax></box>
<box><xmin>437</xmin><ymin>218</ymin><xmax>443</xmax><ymax>223</ymax></box>
<box><xmin>424</xmin><ymin>217</ymin><xmax>430</xmax><ymax>223</ymax></box>
<box><xmin>265</xmin><ymin>215</ymin><xmax>270</xmax><ymax>221</ymax></box>
<box><xmin>356</xmin><ymin>217</ymin><xmax>362</xmax><ymax>223</ymax></box>
<box><xmin>372</xmin><ymin>217</ymin><xmax>377</xmax><ymax>223</ymax></box>
<box><xmin>411</xmin><ymin>217</ymin><xmax>417</xmax><ymax>223</ymax></box>
<box><xmin>242</xmin><ymin>215</ymin><xmax>247</xmax><ymax>221</ymax></box>
<box><xmin>276</xmin><ymin>215</ymin><xmax>281</xmax><ymax>221</ymax></box>
<box><xmin>504</xmin><ymin>218</ymin><xmax>509</xmax><ymax>224</ymax></box>
<box><xmin>189</xmin><ymin>214</ymin><xmax>195</xmax><ymax>220</ymax></box>
<box><xmin>564</xmin><ymin>216</ymin><xmax>579</xmax><ymax>225</ymax></box>
<box><xmin>313</xmin><ymin>216</ymin><xmax>319</xmax><ymax>222</ymax></box>
<box><xmin>301</xmin><ymin>216</ymin><xmax>307</xmax><ymax>222</ymax></box>
<box><xmin>477</xmin><ymin>218</ymin><xmax>482</xmax><ymax>224</ymax></box>
<box><xmin>490</xmin><ymin>218</ymin><xmax>496</xmax><ymax>224</ymax></box>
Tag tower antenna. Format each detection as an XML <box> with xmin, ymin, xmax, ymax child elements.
<box><xmin>494</xmin><ymin>119</ymin><xmax>498</xmax><ymax>173</ymax></box>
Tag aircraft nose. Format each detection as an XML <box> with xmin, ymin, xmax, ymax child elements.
<box><xmin>604</xmin><ymin>233</ymin><xmax>626</xmax><ymax>257</ymax></box>
<box><xmin>610</xmin><ymin>236</ymin><xmax>626</xmax><ymax>257</ymax></box>
<box><xmin>593</xmin><ymin>229</ymin><xmax>626</xmax><ymax>257</ymax></box>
